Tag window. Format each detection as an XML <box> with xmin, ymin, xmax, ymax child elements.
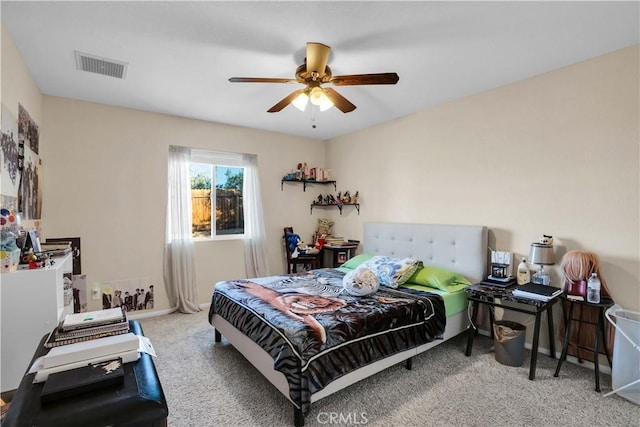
<box><xmin>190</xmin><ymin>150</ymin><xmax>244</xmax><ymax>239</ymax></box>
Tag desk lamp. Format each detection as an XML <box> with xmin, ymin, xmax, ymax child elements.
<box><xmin>529</xmin><ymin>243</ymin><xmax>554</xmax><ymax>285</ymax></box>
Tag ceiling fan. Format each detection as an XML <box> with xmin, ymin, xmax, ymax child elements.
<box><xmin>229</xmin><ymin>42</ymin><xmax>399</xmax><ymax>113</ymax></box>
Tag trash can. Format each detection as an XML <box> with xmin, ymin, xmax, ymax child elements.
<box><xmin>605</xmin><ymin>305</ymin><xmax>640</xmax><ymax>405</ymax></box>
<box><xmin>493</xmin><ymin>320</ymin><xmax>526</xmax><ymax>367</ymax></box>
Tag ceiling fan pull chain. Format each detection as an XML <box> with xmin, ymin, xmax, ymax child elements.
<box><xmin>310</xmin><ymin>110</ymin><xmax>317</xmax><ymax>129</ymax></box>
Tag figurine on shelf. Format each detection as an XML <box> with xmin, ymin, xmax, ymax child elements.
<box><xmin>296</xmin><ymin>163</ymin><xmax>304</xmax><ymax>180</ymax></box>
<box><xmin>336</xmin><ymin>191</ymin><xmax>342</xmax><ymax>202</ymax></box>
<box><xmin>353</xmin><ymin>191</ymin><xmax>359</xmax><ymax>204</ymax></box>
<box><xmin>328</xmin><ymin>194</ymin><xmax>336</xmax><ymax>204</ymax></box>
<box><xmin>315</xmin><ymin>194</ymin><xmax>323</xmax><ymax>205</ymax></box>
<box><xmin>343</xmin><ymin>191</ymin><xmax>351</xmax><ymax>204</ymax></box>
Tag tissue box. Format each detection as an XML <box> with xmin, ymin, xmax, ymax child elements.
<box><xmin>1</xmin><ymin>248</ymin><xmax>21</xmax><ymax>273</ymax></box>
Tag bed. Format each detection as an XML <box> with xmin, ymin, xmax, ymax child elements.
<box><xmin>209</xmin><ymin>222</ymin><xmax>487</xmax><ymax>426</ymax></box>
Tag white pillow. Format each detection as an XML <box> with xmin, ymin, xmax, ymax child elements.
<box><xmin>342</xmin><ymin>267</ymin><xmax>379</xmax><ymax>297</ymax></box>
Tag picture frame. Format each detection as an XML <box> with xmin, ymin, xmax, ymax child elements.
<box><xmin>337</xmin><ymin>252</ymin><xmax>347</xmax><ymax>264</ymax></box>
<box><xmin>26</xmin><ymin>229</ymin><xmax>42</xmax><ymax>253</ymax></box>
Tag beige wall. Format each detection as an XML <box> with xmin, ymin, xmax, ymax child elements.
<box><xmin>40</xmin><ymin>98</ymin><xmax>325</xmax><ymax>311</ymax></box>
<box><xmin>327</xmin><ymin>46</ymin><xmax>640</xmax><ymax>344</ymax></box>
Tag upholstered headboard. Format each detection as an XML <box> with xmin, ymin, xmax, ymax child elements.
<box><xmin>363</xmin><ymin>223</ymin><xmax>488</xmax><ymax>284</ymax></box>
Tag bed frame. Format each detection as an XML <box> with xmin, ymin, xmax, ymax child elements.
<box><xmin>211</xmin><ymin>222</ymin><xmax>488</xmax><ymax>426</ymax></box>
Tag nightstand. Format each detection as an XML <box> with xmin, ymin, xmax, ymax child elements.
<box><xmin>554</xmin><ymin>296</ymin><xmax>614</xmax><ymax>392</ymax></box>
<box><xmin>322</xmin><ymin>243</ymin><xmax>358</xmax><ymax>268</ymax></box>
<box><xmin>465</xmin><ymin>282</ymin><xmax>561</xmax><ymax>380</ymax></box>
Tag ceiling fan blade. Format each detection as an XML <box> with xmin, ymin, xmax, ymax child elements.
<box><xmin>267</xmin><ymin>89</ymin><xmax>307</xmax><ymax>113</ymax></box>
<box><xmin>306</xmin><ymin>42</ymin><xmax>331</xmax><ymax>79</ymax></box>
<box><xmin>323</xmin><ymin>88</ymin><xmax>356</xmax><ymax>113</ymax></box>
<box><xmin>229</xmin><ymin>77</ymin><xmax>296</xmax><ymax>83</ymax></box>
<box><xmin>330</xmin><ymin>73</ymin><xmax>399</xmax><ymax>86</ymax></box>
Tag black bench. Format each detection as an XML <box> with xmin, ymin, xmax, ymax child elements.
<box><xmin>3</xmin><ymin>320</ymin><xmax>168</xmax><ymax>427</ymax></box>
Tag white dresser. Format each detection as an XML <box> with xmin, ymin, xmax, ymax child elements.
<box><xmin>1</xmin><ymin>254</ymin><xmax>73</xmax><ymax>391</ymax></box>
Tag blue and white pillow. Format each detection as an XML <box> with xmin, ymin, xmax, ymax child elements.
<box><xmin>359</xmin><ymin>256</ymin><xmax>423</xmax><ymax>288</ymax></box>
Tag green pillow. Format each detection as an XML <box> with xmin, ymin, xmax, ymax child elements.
<box><xmin>340</xmin><ymin>253</ymin><xmax>375</xmax><ymax>270</ymax></box>
<box><xmin>406</xmin><ymin>265</ymin><xmax>471</xmax><ymax>292</ymax></box>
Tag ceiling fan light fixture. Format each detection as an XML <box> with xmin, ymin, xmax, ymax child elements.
<box><xmin>229</xmin><ymin>42</ymin><xmax>398</xmax><ymax>113</ymax></box>
<box><xmin>319</xmin><ymin>95</ymin><xmax>333</xmax><ymax>112</ymax></box>
<box><xmin>309</xmin><ymin>87</ymin><xmax>333</xmax><ymax>111</ymax></box>
<box><xmin>292</xmin><ymin>92</ymin><xmax>309</xmax><ymax>111</ymax></box>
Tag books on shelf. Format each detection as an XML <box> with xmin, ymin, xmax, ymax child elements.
<box><xmin>324</xmin><ymin>237</ymin><xmax>359</xmax><ymax>247</ymax></box>
<box><xmin>60</xmin><ymin>307</ymin><xmax>127</xmax><ymax>332</ymax></box>
<box><xmin>512</xmin><ymin>283</ymin><xmax>563</xmax><ymax>301</ymax></box>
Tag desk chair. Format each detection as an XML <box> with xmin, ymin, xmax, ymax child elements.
<box><xmin>283</xmin><ymin>226</ymin><xmax>321</xmax><ymax>274</ymax></box>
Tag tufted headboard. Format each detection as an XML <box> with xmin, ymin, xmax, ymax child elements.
<box><xmin>363</xmin><ymin>223</ymin><xmax>488</xmax><ymax>284</ymax></box>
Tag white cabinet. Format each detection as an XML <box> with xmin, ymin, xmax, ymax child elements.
<box><xmin>1</xmin><ymin>254</ymin><xmax>73</xmax><ymax>391</ymax></box>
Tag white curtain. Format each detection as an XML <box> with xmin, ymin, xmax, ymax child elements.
<box><xmin>164</xmin><ymin>146</ymin><xmax>201</xmax><ymax>313</ymax></box>
<box><xmin>242</xmin><ymin>153</ymin><xmax>271</xmax><ymax>278</ymax></box>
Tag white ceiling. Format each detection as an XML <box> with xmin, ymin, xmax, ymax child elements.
<box><xmin>2</xmin><ymin>1</ymin><xmax>638</xmax><ymax>140</ymax></box>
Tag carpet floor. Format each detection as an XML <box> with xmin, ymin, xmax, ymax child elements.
<box><xmin>139</xmin><ymin>310</ymin><xmax>639</xmax><ymax>427</ymax></box>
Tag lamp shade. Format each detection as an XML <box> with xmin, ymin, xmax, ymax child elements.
<box><xmin>529</xmin><ymin>243</ymin><xmax>554</xmax><ymax>265</ymax></box>
<box><xmin>292</xmin><ymin>92</ymin><xmax>309</xmax><ymax>111</ymax></box>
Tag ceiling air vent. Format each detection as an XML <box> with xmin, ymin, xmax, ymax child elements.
<box><xmin>75</xmin><ymin>51</ymin><xmax>128</xmax><ymax>79</ymax></box>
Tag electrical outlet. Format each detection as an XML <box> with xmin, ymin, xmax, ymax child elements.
<box><xmin>91</xmin><ymin>287</ymin><xmax>100</xmax><ymax>300</ymax></box>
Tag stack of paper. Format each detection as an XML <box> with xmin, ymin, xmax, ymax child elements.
<box><xmin>34</xmin><ymin>333</ymin><xmax>141</xmax><ymax>383</ymax></box>
<box><xmin>61</xmin><ymin>307</ymin><xmax>126</xmax><ymax>331</ymax></box>
<box><xmin>45</xmin><ymin>307</ymin><xmax>130</xmax><ymax>348</ymax></box>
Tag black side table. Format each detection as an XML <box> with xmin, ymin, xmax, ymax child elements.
<box><xmin>465</xmin><ymin>283</ymin><xmax>560</xmax><ymax>380</ymax></box>
<box><xmin>554</xmin><ymin>296</ymin><xmax>614</xmax><ymax>392</ymax></box>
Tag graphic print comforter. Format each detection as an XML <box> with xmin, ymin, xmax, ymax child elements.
<box><xmin>208</xmin><ymin>268</ymin><xmax>445</xmax><ymax>414</ymax></box>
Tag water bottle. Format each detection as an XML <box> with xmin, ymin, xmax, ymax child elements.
<box><xmin>587</xmin><ymin>273</ymin><xmax>601</xmax><ymax>304</ymax></box>
<box><xmin>517</xmin><ymin>258</ymin><xmax>530</xmax><ymax>285</ymax></box>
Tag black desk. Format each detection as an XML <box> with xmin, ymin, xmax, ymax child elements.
<box><xmin>554</xmin><ymin>296</ymin><xmax>614</xmax><ymax>392</ymax></box>
<box><xmin>3</xmin><ymin>320</ymin><xmax>168</xmax><ymax>427</ymax></box>
<box><xmin>322</xmin><ymin>244</ymin><xmax>358</xmax><ymax>268</ymax></box>
<box><xmin>465</xmin><ymin>283</ymin><xmax>561</xmax><ymax>380</ymax></box>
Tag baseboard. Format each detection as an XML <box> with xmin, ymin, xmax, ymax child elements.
<box><xmin>476</xmin><ymin>328</ymin><xmax>612</xmax><ymax>375</ymax></box>
<box><xmin>127</xmin><ymin>307</ymin><xmax>177</xmax><ymax>320</ymax></box>
<box><xmin>126</xmin><ymin>302</ymin><xmax>211</xmax><ymax>320</ymax></box>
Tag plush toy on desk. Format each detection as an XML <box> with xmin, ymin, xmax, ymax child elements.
<box><xmin>286</xmin><ymin>232</ymin><xmax>319</xmax><ymax>258</ymax></box>
<box><xmin>317</xmin><ymin>218</ymin><xmax>334</xmax><ymax>238</ymax></box>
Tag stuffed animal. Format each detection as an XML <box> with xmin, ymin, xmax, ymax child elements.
<box><xmin>286</xmin><ymin>232</ymin><xmax>319</xmax><ymax>258</ymax></box>
<box><xmin>343</xmin><ymin>267</ymin><xmax>379</xmax><ymax>296</ymax></box>
<box><xmin>317</xmin><ymin>218</ymin><xmax>334</xmax><ymax>238</ymax></box>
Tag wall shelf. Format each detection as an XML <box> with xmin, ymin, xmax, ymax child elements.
<box><xmin>281</xmin><ymin>179</ymin><xmax>336</xmax><ymax>192</ymax></box>
<box><xmin>310</xmin><ymin>203</ymin><xmax>360</xmax><ymax>215</ymax></box>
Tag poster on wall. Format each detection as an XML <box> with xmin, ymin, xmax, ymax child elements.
<box><xmin>101</xmin><ymin>278</ymin><xmax>155</xmax><ymax>313</ymax></box>
<box><xmin>1</xmin><ymin>104</ymin><xmax>21</xmax><ymax>208</ymax></box>
<box><xmin>17</xmin><ymin>104</ymin><xmax>42</xmax><ymax>220</ymax></box>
